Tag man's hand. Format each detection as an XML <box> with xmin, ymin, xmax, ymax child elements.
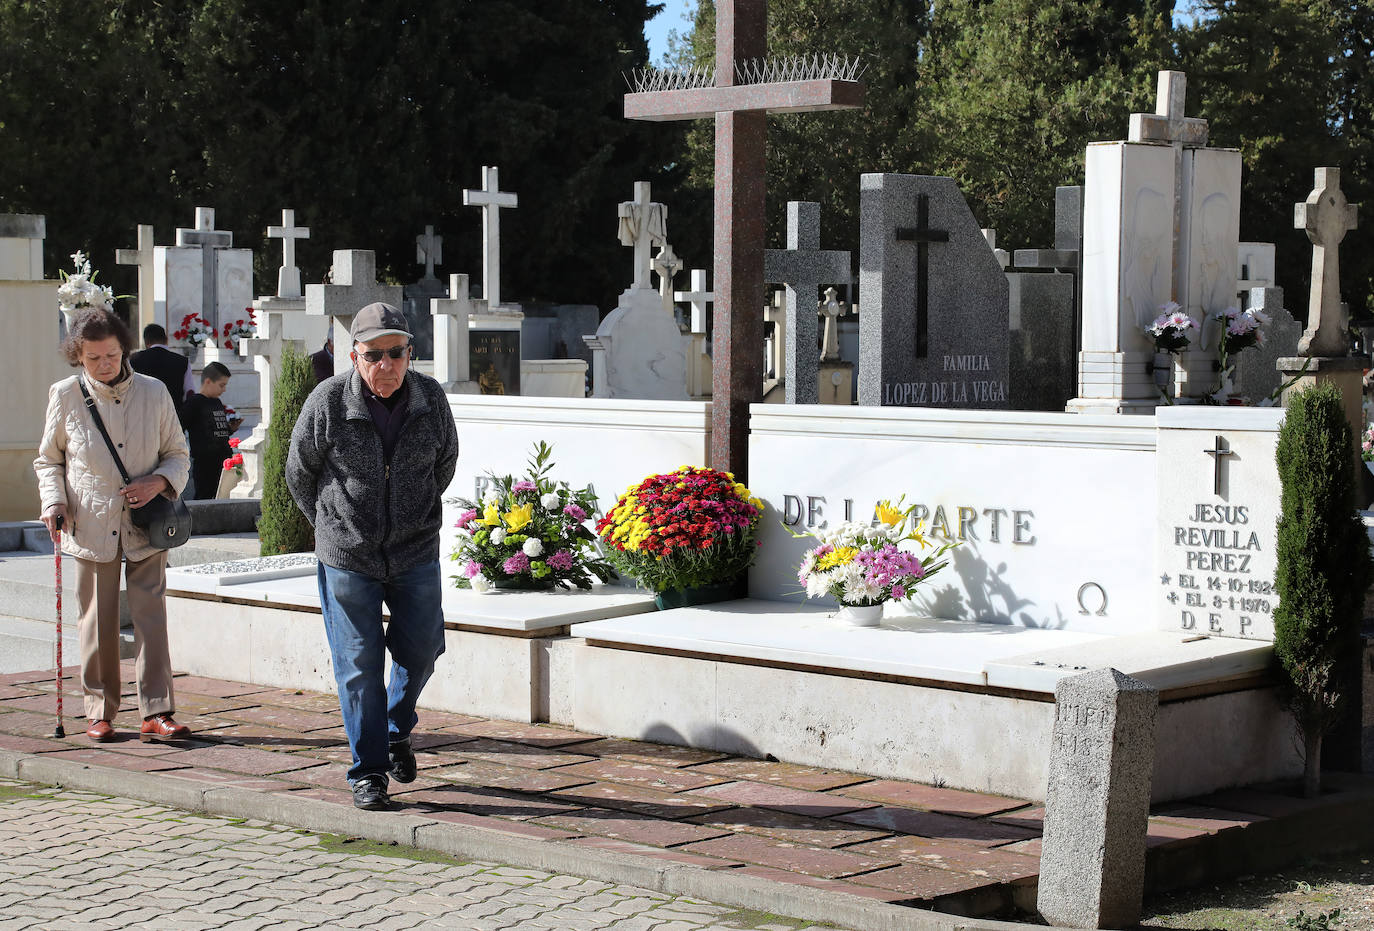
<box><xmin>41</xmin><ymin>504</ymin><xmax>68</xmax><ymax>543</ymax></box>
<box><xmin>120</xmin><ymin>475</ymin><xmax>171</xmax><ymax>510</ymax></box>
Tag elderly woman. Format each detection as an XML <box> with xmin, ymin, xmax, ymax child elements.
<box><xmin>34</xmin><ymin>309</ymin><xmax>192</xmax><ymax>743</ymax></box>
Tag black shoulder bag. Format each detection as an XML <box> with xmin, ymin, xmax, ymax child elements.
<box><xmin>78</xmin><ymin>379</ymin><xmax>191</xmax><ymax>549</ymax></box>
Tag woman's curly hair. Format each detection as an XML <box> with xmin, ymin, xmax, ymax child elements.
<box><xmin>61</xmin><ymin>309</ymin><xmax>133</xmax><ymax>367</ymax></box>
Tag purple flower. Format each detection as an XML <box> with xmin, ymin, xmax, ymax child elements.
<box><xmin>502</xmin><ymin>552</ymin><xmax>531</xmax><ymax>574</ymax></box>
<box><xmin>547</xmin><ymin>550</ymin><xmax>575</xmax><ymax>571</ymax></box>
<box><xmin>463</xmin><ymin>561</ymin><xmax>483</xmax><ymax>579</ymax></box>
<box><xmin>891</xmin><ymin>583</ymin><xmax>906</xmax><ymax>600</ymax></box>
<box><xmin>563</xmin><ymin>503</ymin><xmax>587</xmax><ymax>522</ymax></box>
<box><xmin>455</xmin><ymin>509</ymin><xmax>478</xmax><ymax>529</ymax></box>
<box><xmin>512</xmin><ymin>480</ymin><xmax>537</xmax><ymax>494</ymax></box>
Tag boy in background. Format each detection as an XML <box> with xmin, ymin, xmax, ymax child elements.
<box><xmin>182</xmin><ymin>362</ymin><xmax>242</xmax><ymax>499</ymax></box>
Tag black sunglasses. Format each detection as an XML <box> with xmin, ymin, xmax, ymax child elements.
<box><xmin>357</xmin><ymin>345</ymin><xmax>410</xmax><ymax>363</ymax></box>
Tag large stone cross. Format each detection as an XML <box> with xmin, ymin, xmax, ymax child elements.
<box><xmin>304</xmin><ymin>250</ymin><xmax>405</xmax><ymax>377</ymax></box>
<box><xmin>267</xmin><ymin>209</ymin><xmax>310</xmax><ymax>299</ymax></box>
<box><xmin>675</xmin><ymin>268</ymin><xmax>713</xmax><ymax>334</ymax></box>
<box><xmin>624</xmin><ymin>0</ymin><xmax>863</xmax><ymax>478</ymax></box>
<box><xmin>462</xmin><ymin>166</ymin><xmax>518</xmax><ymax>308</ymax></box>
<box><xmin>431</xmin><ymin>272</ymin><xmax>485</xmax><ymax>391</ymax></box>
<box><xmin>764</xmin><ymin>201</ymin><xmax>851</xmax><ymax>403</ymax></box>
<box><xmin>175</xmin><ymin>206</ymin><xmax>233</xmax><ymax>329</ymax></box>
<box><xmin>1128</xmin><ymin>71</ymin><xmax>1208</xmax><ymax>146</ymax></box>
<box><xmin>1295</xmin><ymin>167</ymin><xmax>1359</xmax><ymax>357</ymax></box>
<box><xmin>240</xmin><ymin>313</ymin><xmax>303</xmax><ymax>425</ymax></box>
<box><xmin>416</xmin><ymin>225</ymin><xmax>443</xmax><ymax>281</ymax></box>
<box><xmin>618</xmin><ymin>181</ymin><xmax>667</xmax><ymax>291</ymax></box>
<box><xmin>115</xmin><ymin>223</ymin><xmax>156</xmax><ymax>332</ymax></box>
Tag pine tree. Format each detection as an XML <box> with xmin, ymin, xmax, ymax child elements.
<box><xmin>258</xmin><ymin>346</ymin><xmax>315</xmax><ymax>557</ymax></box>
<box><xmin>1273</xmin><ymin>383</ymin><xmax>1372</xmax><ymax>797</ymax></box>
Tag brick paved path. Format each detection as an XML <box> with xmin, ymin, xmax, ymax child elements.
<box><xmin>0</xmin><ymin>778</ymin><xmax>842</xmax><ymax>931</ymax></box>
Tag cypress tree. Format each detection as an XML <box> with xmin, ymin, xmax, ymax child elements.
<box><xmin>1273</xmin><ymin>383</ymin><xmax>1371</xmax><ymax>797</ymax></box>
<box><xmin>258</xmin><ymin>346</ymin><xmax>315</xmax><ymax>556</ymax></box>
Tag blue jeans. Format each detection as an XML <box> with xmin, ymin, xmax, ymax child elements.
<box><xmin>317</xmin><ymin>560</ymin><xmax>446</xmax><ymax>784</ymax></box>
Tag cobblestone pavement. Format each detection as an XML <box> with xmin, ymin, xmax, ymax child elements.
<box><xmin>0</xmin><ymin>778</ymin><xmax>844</xmax><ymax>931</ymax></box>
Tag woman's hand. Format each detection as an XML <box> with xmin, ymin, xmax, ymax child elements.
<box><xmin>120</xmin><ymin>475</ymin><xmax>171</xmax><ymax>510</ymax></box>
<box><xmin>41</xmin><ymin>504</ymin><xmax>68</xmax><ymax>543</ymax></box>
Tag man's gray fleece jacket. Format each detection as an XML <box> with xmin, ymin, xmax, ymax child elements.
<box><xmin>287</xmin><ymin>369</ymin><xmax>459</xmax><ymax>579</ymax></box>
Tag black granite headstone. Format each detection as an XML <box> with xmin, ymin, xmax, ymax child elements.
<box><xmin>858</xmin><ymin>174</ymin><xmax>1009</xmax><ymax>408</ymax></box>
<box><xmin>470</xmin><ymin>329</ymin><xmax>521</xmax><ymax>396</ymax></box>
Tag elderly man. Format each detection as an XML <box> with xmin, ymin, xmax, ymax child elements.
<box><xmin>287</xmin><ymin>303</ymin><xmax>459</xmax><ymax>811</ymax></box>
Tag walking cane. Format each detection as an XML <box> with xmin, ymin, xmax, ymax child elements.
<box><xmin>53</xmin><ymin>514</ymin><xmax>65</xmax><ymax>739</ymax></box>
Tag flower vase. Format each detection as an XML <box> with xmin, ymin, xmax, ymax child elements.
<box><xmin>493</xmin><ymin>576</ymin><xmax>556</xmax><ymax>592</ymax></box>
<box><xmin>835</xmin><ymin>603</ymin><xmax>884</xmax><ymax>627</ymax></box>
<box><xmin>1151</xmin><ymin>352</ymin><xmax>1175</xmax><ymax>401</ymax></box>
<box><xmin>653</xmin><ymin>576</ymin><xmax>746</xmax><ymax>611</ymax></box>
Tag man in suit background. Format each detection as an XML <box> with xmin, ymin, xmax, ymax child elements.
<box><xmin>130</xmin><ymin>324</ymin><xmax>193</xmax><ymax>422</ymax></box>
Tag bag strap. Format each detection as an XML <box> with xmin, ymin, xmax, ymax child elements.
<box><xmin>77</xmin><ymin>378</ymin><xmax>133</xmax><ymax>486</ymax></box>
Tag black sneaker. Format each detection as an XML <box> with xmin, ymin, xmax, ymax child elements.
<box><xmin>389</xmin><ymin>737</ymin><xmax>417</xmax><ymax>784</ymax></box>
<box><xmin>352</xmin><ymin>774</ymin><xmax>392</xmax><ymax>811</ymax></box>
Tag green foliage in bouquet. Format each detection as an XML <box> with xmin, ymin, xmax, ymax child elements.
<box><xmin>449</xmin><ymin>442</ymin><xmax>614</xmax><ymax>591</ymax></box>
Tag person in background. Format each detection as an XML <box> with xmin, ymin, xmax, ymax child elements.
<box><xmin>34</xmin><ymin>309</ymin><xmax>192</xmax><ymax>743</ymax></box>
<box><xmin>311</xmin><ymin>327</ymin><xmax>334</xmax><ymax>385</ymax></box>
<box><xmin>287</xmin><ymin>303</ymin><xmax>458</xmax><ymax>811</ymax></box>
<box><xmin>130</xmin><ymin>324</ymin><xmax>193</xmax><ymax>422</ymax></box>
<box><xmin>181</xmin><ymin>361</ymin><xmax>242</xmax><ymax>500</ymax></box>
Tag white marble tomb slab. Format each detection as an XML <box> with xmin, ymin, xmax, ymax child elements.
<box><xmin>214</xmin><ymin>248</ymin><xmax>254</xmax><ymax>331</ymax></box>
<box><xmin>746</xmin><ymin>404</ymin><xmax>1160</xmax><ymax>636</ymax></box>
<box><xmin>154</xmin><ymin>246</ymin><xmax>204</xmax><ymax>333</ymax></box>
<box><xmin>572</xmin><ymin>600</ymin><xmax>1107</xmax><ymax>687</ymax></box>
<box><xmin>1179</xmin><ymin>147</ymin><xmax>1242</xmax><ymax>325</ymax></box>
<box><xmin>1081</xmin><ymin>142</ymin><xmax>1176</xmax><ymax>353</ymax></box>
<box><xmin>1154</xmin><ymin>406</ymin><xmax>1284</xmax><ymax>640</ymax></box>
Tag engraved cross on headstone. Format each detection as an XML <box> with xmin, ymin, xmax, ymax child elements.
<box><xmin>764</xmin><ymin>201</ymin><xmax>851</xmax><ymax>403</ymax></box>
<box><xmin>895</xmin><ymin>194</ymin><xmax>950</xmax><ymax>360</ymax></box>
<box><xmin>623</xmin><ymin>0</ymin><xmax>863</xmax><ymax>477</ymax></box>
<box><xmin>175</xmin><ymin>206</ymin><xmax>233</xmax><ymax>329</ymax></box>
<box><xmin>266</xmin><ymin>209</ymin><xmax>310</xmax><ymax>299</ymax></box>
<box><xmin>462</xmin><ymin>166</ymin><xmax>518</xmax><ymax>309</ymax></box>
<box><xmin>1295</xmin><ymin>167</ymin><xmax>1359</xmax><ymax>357</ymax></box>
<box><xmin>116</xmin><ymin>224</ymin><xmax>156</xmax><ymax>331</ymax></box>
<box><xmin>1204</xmin><ymin>434</ymin><xmax>1234</xmax><ymax>496</ymax></box>
<box><xmin>416</xmin><ymin>225</ymin><xmax>443</xmax><ymax>282</ymax></box>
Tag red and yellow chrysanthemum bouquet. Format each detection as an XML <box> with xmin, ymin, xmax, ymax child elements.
<box><xmin>596</xmin><ymin>466</ymin><xmax>764</xmax><ymax>601</ymax></box>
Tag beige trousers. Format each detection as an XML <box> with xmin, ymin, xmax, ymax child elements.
<box><xmin>74</xmin><ymin>547</ymin><xmax>175</xmax><ymax>722</ymax></box>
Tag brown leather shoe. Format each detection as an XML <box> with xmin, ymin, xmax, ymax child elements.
<box><xmin>86</xmin><ymin>720</ymin><xmax>114</xmax><ymax>742</ymax></box>
<box><xmin>140</xmin><ymin>713</ymin><xmax>191</xmax><ymax>742</ymax></box>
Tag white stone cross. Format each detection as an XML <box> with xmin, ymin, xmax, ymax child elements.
<box><xmin>266</xmin><ymin>209</ymin><xmax>310</xmax><ymax>299</ymax></box>
<box><xmin>240</xmin><ymin>312</ymin><xmax>304</xmax><ymax>424</ymax></box>
<box><xmin>304</xmin><ymin>250</ymin><xmax>405</xmax><ymax>376</ymax></box>
<box><xmin>416</xmin><ymin>225</ymin><xmax>443</xmax><ymax>281</ymax></box>
<box><xmin>431</xmin><ymin>272</ymin><xmax>486</xmax><ymax>391</ymax></box>
<box><xmin>674</xmin><ymin>268</ymin><xmax>713</xmax><ymax>334</ymax></box>
<box><xmin>617</xmin><ymin>181</ymin><xmax>667</xmax><ymax>291</ymax></box>
<box><xmin>462</xmin><ymin>166</ymin><xmax>518</xmax><ymax>308</ymax></box>
<box><xmin>1296</xmin><ymin>167</ymin><xmax>1360</xmax><ymax>357</ymax></box>
<box><xmin>653</xmin><ymin>243</ymin><xmax>682</xmax><ymax>316</ymax></box>
<box><xmin>819</xmin><ymin>286</ymin><xmax>849</xmax><ymax>362</ymax></box>
<box><xmin>116</xmin><ymin>224</ymin><xmax>156</xmax><ymax>332</ymax></box>
<box><xmin>175</xmin><ymin>206</ymin><xmax>234</xmax><ymax>329</ymax></box>
<box><xmin>1128</xmin><ymin>71</ymin><xmax>1208</xmax><ymax>146</ymax></box>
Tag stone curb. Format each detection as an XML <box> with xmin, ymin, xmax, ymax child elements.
<box><xmin>0</xmin><ymin>748</ymin><xmax>1039</xmax><ymax>931</ymax></box>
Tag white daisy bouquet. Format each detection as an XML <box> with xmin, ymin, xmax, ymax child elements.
<box><xmin>793</xmin><ymin>500</ymin><xmax>957</xmax><ymax>607</ymax></box>
<box><xmin>57</xmin><ymin>251</ymin><xmax>115</xmax><ymax>316</ymax></box>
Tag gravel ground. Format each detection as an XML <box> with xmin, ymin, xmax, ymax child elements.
<box><xmin>1140</xmin><ymin>848</ymin><xmax>1374</xmax><ymax>930</ymax></box>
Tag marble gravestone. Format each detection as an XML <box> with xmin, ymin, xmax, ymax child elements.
<box><xmin>1037</xmin><ymin>668</ymin><xmax>1158</xmax><ymax>930</ymax></box>
<box><xmin>402</xmin><ymin>224</ymin><xmax>445</xmax><ymax>361</ymax></box>
<box><xmin>155</xmin><ymin>207</ymin><xmax>253</xmax><ymax>339</ymax></box>
<box><xmin>1007</xmin><ymin>186</ymin><xmax>1083</xmax><ymax>411</ymax></box>
<box><xmin>858</xmin><ymin>174</ymin><xmax>1009</xmax><ymax>408</ymax></box>
<box><xmin>1233</xmin><ymin>286</ymin><xmax>1299</xmax><ymax>404</ymax></box>
<box><xmin>305</xmin><ymin>250</ymin><xmax>404</xmax><ymax>378</ymax></box>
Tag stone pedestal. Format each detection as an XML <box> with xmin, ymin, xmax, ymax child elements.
<box><xmin>1038</xmin><ymin>668</ymin><xmax>1158</xmax><ymax>929</ymax></box>
<box><xmin>818</xmin><ymin>361</ymin><xmax>854</xmax><ymax>405</ymax></box>
<box><xmin>1278</xmin><ymin>355</ymin><xmax>1370</xmax><ymax>501</ymax></box>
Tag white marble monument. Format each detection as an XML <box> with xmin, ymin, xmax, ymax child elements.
<box><xmin>155</xmin><ymin>207</ymin><xmax>254</xmax><ymax>340</ymax></box>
